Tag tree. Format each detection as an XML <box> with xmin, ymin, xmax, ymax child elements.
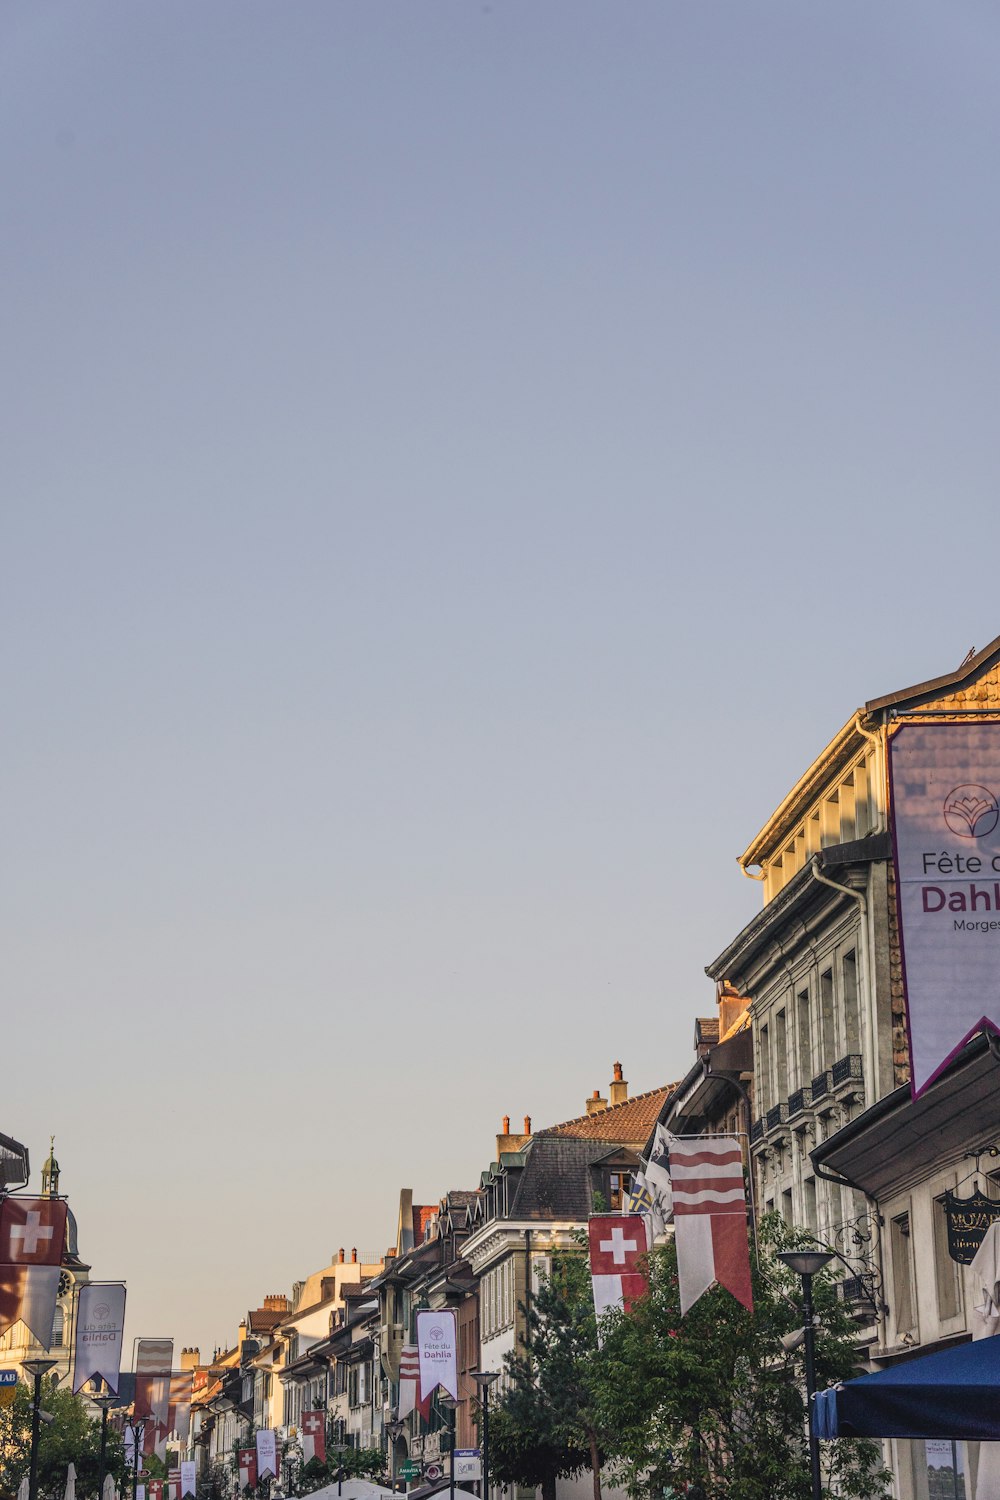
<box><xmin>0</xmin><ymin>1382</ymin><xmax>127</xmax><ymax>1500</ymax></box>
<box><xmin>593</xmin><ymin>1215</ymin><xmax>891</xmax><ymax>1500</ymax></box>
<box><xmin>489</xmin><ymin>1245</ymin><xmax>611</xmax><ymax>1500</ymax></box>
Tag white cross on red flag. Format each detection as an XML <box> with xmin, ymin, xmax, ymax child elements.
<box><xmin>301</xmin><ymin>1411</ymin><xmax>326</xmax><ymax>1467</ymax></box>
<box><xmin>588</xmin><ymin>1214</ymin><xmax>649</xmax><ymax>1328</ymax></box>
<box><xmin>0</xmin><ymin>1198</ymin><xmax>67</xmax><ymax>1265</ymax></box>
<box><xmin>668</xmin><ymin>1134</ymin><xmax>753</xmax><ymax>1315</ymax></box>
<box><xmin>238</xmin><ymin>1448</ymin><xmax>257</xmax><ymax>1492</ymax></box>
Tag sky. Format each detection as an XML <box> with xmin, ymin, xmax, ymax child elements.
<box><xmin>3</xmin><ymin>1</ymin><xmax>1000</xmax><ymax>1362</ymax></box>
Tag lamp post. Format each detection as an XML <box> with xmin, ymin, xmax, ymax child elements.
<box><xmin>23</xmin><ymin>1358</ymin><xmax>59</xmax><ymax>1500</ymax></box>
<box><xmin>384</xmin><ymin>1419</ymin><xmax>404</xmax><ymax>1493</ymax></box>
<box><xmin>330</xmin><ymin>1443</ymin><xmax>346</xmax><ymax>1498</ymax></box>
<box><xmin>92</xmin><ymin>1388</ymin><xmax>119</xmax><ymax>1500</ymax></box>
<box><xmin>776</xmin><ymin>1249</ymin><xmax>834</xmax><ymax>1500</ymax></box>
<box><xmin>437</xmin><ymin>1395</ymin><xmax>461</xmax><ymax>1500</ymax></box>
<box><xmin>469</xmin><ymin>1373</ymin><xmax>499</xmax><ymax>1500</ymax></box>
<box><xmin>125</xmin><ymin>1415</ymin><xmax>148</xmax><ymax>1500</ymax></box>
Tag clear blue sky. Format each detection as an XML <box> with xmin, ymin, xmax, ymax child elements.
<box><xmin>4</xmin><ymin>1</ymin><xmax>1000</xmax><ymax>1360</ymax></box>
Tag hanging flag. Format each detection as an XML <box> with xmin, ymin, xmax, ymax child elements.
<box><xmin>668</xmin><ymin>1134</ymin><xmax>753</xmax><ymax>1315</ymax></box>
<box><xmin>397</xmin><ymin>1344</ymin><xmax>419</xmax><ymax>1419</ymax></box>
<box><xmin>0</xmin><ymin>1198</ymin><xmax>68</xmax><ymax>1266</ymax></box>
<box><xmin>179</xmin><ymin>1462</ymin><xmax>196</xmax><ymax>1498</ymax></box>
<box><xmin>644</xmin><ymin>1123</ymin><xmax>674</xmax><ymax>1234</ymax></box>
<box><xmin>255</xmin><ymin>1429</ymin><xmax>278</xmax><ymax>1481</ymax></box>
<box><xmin>588</xmin><ymin>1214</ymin><xmax>649</xmax><ymax>1330</ymax></box>
<box><xmin>149</xmin><ymin>1482</ymin><xmax>163</xmax><ymax>1500</ymax></box>
<box><xmin>301</xmin><ymin>1410</ymin><xmax>326</xmax><ymax>1467</ymax></box>
<box><xmin>238</xmin><ymin>1448</ymin><xmax>257</xmax><ymax>1492</ymax></box>
<box><xmin>416</xmin><ymin>1309</ymin><xmax>458</xmax><ymax>1402</ymax></box>
<box><xmin>624</xmin><ymin>1174</ymin><xmax>654</xmax><ymax>1216</ymax></box>
<box><xmin>73</xmin><ymin>1284</ymin><xmax>127</xmax><ymax>1394</ymax></box>
<box><xmin>0</xmin><ymin>1264</ymin><xmax>61</xmax><ymax>1344</ymax></box>
<box><xmin>167</xmin><ymin>1371</ymin><xmax>193</xmax><ymax>1443</ymax></box>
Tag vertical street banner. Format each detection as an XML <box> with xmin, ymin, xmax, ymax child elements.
<box><xmin>588</xmin><ymin>1214</ymin><xmax>650</xmax><ymax>1329</ymax></box>
<box><xmin>238</xmin><ymin>1448</ymin><xmax>257</xmax><ymax>1492</ymax></box>
<box><xmin>889</xmin><ymin>724</ymin><xmax>1000</xmax><ymax>1095</ymax></box>
<box><xmin>668</xmin><ymin>1134</ymin><xmax>753</xmax><ymax>1315</ymax></box>
<box><xmin>134</xmin><ymin>1339</ymin><xmax>173</xmax><ymax>1458</ymax></box>
<box><xmin>0</xmin><ymin>1197</ymin><xmax>68</xmax><ymax>1343</ymax></box>
<box><xmin>416</xmin><ymin>1308</ymin><xmax>459</xmax><ymax>1402</ymax></box>
<box><xmin>180</xmin><ymin>1461</ymin><xmax>196</xmax><ymax>1498</ymax></box>
<box><xmin>124</xmin><ymin>1427</ymin><xmax>140</xmax><ymax>1471</ymax></box>
<box><xmin>255</xmin><ymin>1428</ymin><xmax>278</xmax><ymax>1481</ymax></box>
<box><xmin>0</xmin><ymin>1265</ymin><xmax>61</xmax><ymax>1343</ymax></box>
<box><xmin>149</xmin><ymin>1481</ymin><xmax>163</xmax><ymax>1500</ymax></box>
<box><xmin>168</xmin><ymin>1371</ymin><xmax>194</xmax><ymax>1443</ymax></box>
<box><xmin>301</xmin><ymin>1411</ymin><xmax>326</xmax><ymax>1467</ymax></box>
<box><xmin>397</xmin><ymin>1344</ymin><xmax>419</xmax><ymax>1419</ymax></box>
<box><xmin>73</xmin><ymin>1283</ymin><xmax>127</xmax><ymax>1393</ymax></box>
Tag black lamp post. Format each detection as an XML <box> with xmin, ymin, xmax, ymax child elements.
<box><xmin>91</xmin><ymin>1388</ymin><xmax>119</xmax><ymax>1500</ymax></box>
<box><xmin>23</xmin><ymin>1358</ymin><xmax>59</xmax><ymax>1500</ymax></box>
<box><xmin>125</xmin><ymin>1415</ymin><xmax>148</xmax><ymax>1500</ymax></box>
<box><xmin>437</xmin><ymin>1395</ymin><xmax>462</xmax><ymax>1500</ymax></box>
<box><xmin>469</xmin><ymin>1372</ymin><xmax>499</xmax><ymax>1500</ymax></box>
<box><xmin>384</xmin><ymin>1418</ymin><xmax>404</xmax><ymax>1492</ymax></box>
<box><xmin>330</xmin><ymin>1442</ymin><xmax>346</xmax><ymax>1498</ymax></box>
<box><xmin>776</xmin><ymin>1249</ymin><xmax>834</xmax><ymax>1500</ymax></box>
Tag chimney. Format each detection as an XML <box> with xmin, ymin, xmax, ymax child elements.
<box><xmin>180</xmin><ymin>1347</ymin><xmax>201</xmax><ymax>1370</ymax></box>
<box><xmin>264</xmin><ymin>1294</ymin><xmax>289</xmax><ymax>1313</ymax></box>
<box><xmin>609</xmin><ymin>1062</ymin><xmax>628</xmax><ymax>1107</ymax></box>
<box><xmin>339</xmin><ymin>1247</ymin><xmax>345</xmax><ymax>1264</ymax></box>
<box><xmin>523</xmin><ymin>1115</ymin><xmax>531</xmax><ymax>1135</ymax></box>
<box><xmin>502</xmin><ymin>1115</ymin><xmax>510</xmax><ymax>1134</ymax></box>
<box><xmin>351</xmin><ymin>1247</ymin><xmax>358</xmax><ymax>1263</ymax></box>
<box><xmin>497</xmin><ymin>1113</ymin><xmax>532</xmax><ymax>1160</ymax></box>
<box><xmin>586</xmin><ymin>1087</ymin><xmax>608</xmax><ymax>1116</ymax></box>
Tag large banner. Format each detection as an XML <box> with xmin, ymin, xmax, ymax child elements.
<box><xmin>134</xmin><ymin>1339</ymin><xmax>173</xmax><ymax>1458</ymax></box>
<box><xmin>179</xmin><ymin>1462</ymin><xmax>196</xmax><ymax>1498</ymax></box>
<box><xmin>668</xmin><ymin>1134</ymin><xmax>752</xmax><ymax>1315</ymax></box>
<box><xmin>416</xmin><ymin>1308</ymin><xmax>458</xmax><ymax>1402</ymax></box>
<box><xmin>73</xmin><ymin>1283</ymin><xmax>127</xmax><ymax>1393</ymax></box>
<box><xmin>238</xmin><ymin>1448</ymin><xmax>257</xmax><ymax>1492</ymax></box>
<box><xmin>890</xmin><ymin>724</ymin><xmax>1000</xmax><ymax>1095</ymax></box>
<box><xmin>255</xmin><ymin>1428</ymin><xmax>278</xmax><ymax>1481</ymax></box>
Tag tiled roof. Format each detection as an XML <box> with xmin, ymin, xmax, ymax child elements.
<box><xmin>535</xmin><ymin>1085</ymin><xmax>674</xmax><ymax>1143</ymax></box>
<box><xmin>248</xmin><ymin>1308</ymin><xmax>285</xmax><ymax>1334</ymax></box>
<box><xmin>695</xmin><ymin>1017</ymin><xmax>720</xmax><ymax>1047</ymax></box>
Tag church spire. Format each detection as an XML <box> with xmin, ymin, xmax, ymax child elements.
<box><xmin>41</xmin><ymin>1136</ymin><xmax>60</xmax><ymax>1197</ymax></box>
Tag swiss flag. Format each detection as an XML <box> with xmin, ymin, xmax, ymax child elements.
<box><xmin>238</xmin><ymin>1449</ymin><xmax>257</xmax><ymax>1493</ymax></box>
<box><xmin>588</xmin><ymin>1215</ymin><xmax>650</xmax><ymax>1324</ymax></box>
<box><xmin>301</xmin><ymin>1411</ymin><xmax>326</xmax><ymax>1466</ymax></box>
<box><xmin>0</xmin><ymin>1198</ymin><xmax>67</xmax><ymax>1266</ymax></box>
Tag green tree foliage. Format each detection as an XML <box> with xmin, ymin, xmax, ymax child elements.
<box><xmin>0</xmin><ymin>1381</ymin><xmax>127</xmax><ymax>1500</ymax></box>
<box><xmin>490</xmin><ymin>1218</ymin><xmax>891</xmax><ymax>1500</ymax></box>
<box><xmin>594</xmin><ymin>1215</ymin><xmax>891</xmax><ymax>1500</ymax></box>
<box><xmin>488</xmin><ymin>1245</ymin><xmax>612</xmax><ymax>1500</ymax></box>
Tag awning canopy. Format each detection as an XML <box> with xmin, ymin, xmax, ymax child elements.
<box><xmin>815</xmin><ymin>1337</ymin><xmax>1000</xmax><ymax>1440</ymax></box>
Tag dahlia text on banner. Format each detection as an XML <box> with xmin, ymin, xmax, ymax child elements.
<box><xmin>668</xmin><ymin>1134</ymin><xmax>753</xmax><ymax>1315</ymax></box>
<box><xmin>416</xmin><ymin>1308</ymin><xmax>459</xmax><ymax>1402</ymax></box>
<box><xmin>73</xmin><ymin>1283</ymin><xmax>127</xmax><ymax>1394</ymax></box>
<box><xmin>889</xmin><ymin>723</ymin><xmax>1000</xmax><ymax>1096</ymax></box>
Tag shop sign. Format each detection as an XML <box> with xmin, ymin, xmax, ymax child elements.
<box><xmin>943</xmin><ymin>1190</ymin><xmax>1000</xmax><ymax>1263</ymax></box>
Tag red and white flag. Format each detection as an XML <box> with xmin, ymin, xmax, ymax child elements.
<box><xmin>238</xmin><ymin>1447</ymin><xmax>257</xmax><ymax>1491</ymax></box>
<box><xmin>668</xmin><ymin>1134</ymin><xmax>753</xmax><ymax>1314</ymax></box>
<box><xmin>397</xmin><ymin>1342</ymin><xmax>432</xmax><ymax>1421</ymax></box>
<box><xmin>0</xmin><ymin>1263</ymin><xmax>61</xmax><ymax>1343</ymax></box>
<box><xmin>588</xmin><ymin>1214</ymin><xmax>649</xmax><ymax>1329</ymax></box>
<box><xmin>0</xmin><ymin>1198</ymin><xmax>67</xmax><ymax>1265</ymax></box>
<box><xmin>301</xmin><ymin>1411</ymin><xmax>326</xmax><ymax>1466</ymax></box>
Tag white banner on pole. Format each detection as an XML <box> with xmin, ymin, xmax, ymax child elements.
<box><xmin>73</xmin><ymin>1284</ymin><xmax>126</xmax><ymax>1394</ymax></box>
<box><xmin>416</xmin><ymin>1308</ymin><xmax>458</xmax><ymax>1402</ymax></box>
<box><xmin>180</xmin><ymin>1463</ymin><xmax>196</xmax><ymax>1498</ymax></box>
<box><xmin>255</xmin><ymin>1429</ymin><xmax>278</xmax><ymax>1480</ymax></box>
<box><xmin>890</xmin><ymin>724</ymin><xmax>1000</xmax><ymax>1095</ymax></box>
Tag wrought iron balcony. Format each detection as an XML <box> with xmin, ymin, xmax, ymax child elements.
<box><xmin>832</xmin><ymin>1053</ymin><xmax>864</xmax><ymax>1087</ymax></box>
<box><xmin>811</xmin><ymin>1069</ymin><xmax>833</xmax><ymax>1102</ymax></box>
<box><xmin>787</xmin><ymin>1085</ymin><xmax>813</xmax><ymax>1119</ymax></box>
<box><xmin>765</xmin><ymin>1102</ymin><xmax>789</xmax><ymax>1132</ymax></box>
<box><xmin>750</xmin><ymin>1118</ymin><xmax>764</xmax><ymax>1145</ymax></box>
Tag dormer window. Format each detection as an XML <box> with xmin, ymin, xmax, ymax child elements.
<box><xmin>608</xmin><ymin>1171</ymin><xmax>634</xmax><ymax>1211</ymax></box>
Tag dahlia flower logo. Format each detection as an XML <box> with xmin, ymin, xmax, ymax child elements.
<box><xmin>943</xmin><ymin>784</ymin><xmax>1000</xmax><ymax>838</ymax></box>
<box><xmin>94</xmin><ymin>1302</ymin><xmax>111</xmax><ymax>1321</ymax></box>
<box><xmin>428</xmin><ymin>1324</ymin><xmax>445</xmax><ymax>1341</ymax></box>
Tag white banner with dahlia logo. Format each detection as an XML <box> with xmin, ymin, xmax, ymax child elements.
<box><xmin>890</xmin><ymin>723</ymin><xmax>1000</xmax><ymax>1096</ymax></box>
<box><xmin>73</xmin><ymin>1282</ymin><xmax>127</xmax><ymax>1393</ymax></box>
<box><xmin>416</xmin><ymin>1308</ymin><xmax>458</xmax><ymax>1402</ymax></box>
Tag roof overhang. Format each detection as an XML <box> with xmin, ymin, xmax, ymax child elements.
<box><xmin>812</xmin><ymin>1034</ymin><xmax>1000</xmax><ymax>1199</ymax></box>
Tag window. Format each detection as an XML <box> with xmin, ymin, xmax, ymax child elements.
<box><xmin>934</xmin><ymin>1196</ymin><xmax>961</xmax><ymax>1322</ymax></box>
<box><xmin>820</xmin><ymin>969</ymin><xmax>836</xmax><ymax>1069</ymax></box>
<box><xmin>891</xmin><ymin>1212</ymin><xmax>916</xmax><ymax>1337</ymax></box>
<box><xmin>50</xmin><ymin>1306</ymin><xmax>64</xmax><ymax>1347</ymax></box>
<box><xmin>781</xmin><ymin>1189</ymin><xmax>793</xmax><ymax>1225</ymax></box>
<box><xmin>803</xmin><ymin>1178</ymin><xmax>817</xmax><ymax>1234</ymax></box>
<box><xmin>608</xmin><ymin>1171</ymin><xmax>634</xmax><ymax>1211</ymax></box>
<box><xmin>775</xmin><ymin>1009</ymin><xmax>788</xmax><ymax>1100</ymax></box>
<box><xmin>842</xmin><ymin>950</ymin><xmax>860</xmax><ymax>1055</ymax></box>
<box><xmin>797</xmin><ymin>988</ymin><xmax>812</xmax><ymax>1080</ymax></box>
<box><xmin>759</xmin><ymin>1024</ymin><xmax>771</xmax><ymax>1112</ymax></box>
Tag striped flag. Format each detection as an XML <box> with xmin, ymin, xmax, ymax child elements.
<box><xmin>397</xmin><ymin>1344</ymin><xmax>424</xmax><ymax>1420</ymax></box>
<box><xmin>668</xmin><ymin>1134</ymin><xmax>752</xmax><ymax>1315</ymax></box>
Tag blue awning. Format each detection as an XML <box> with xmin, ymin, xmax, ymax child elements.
<box><xmin>815</xmin><ymin>1337</ymin><xmax>1000</xmax><ymax>1439</ymax></box>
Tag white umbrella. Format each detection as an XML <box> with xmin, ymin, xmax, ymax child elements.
<box><xmin>102</xmin><ymin>1474</ymin><xmax>118</xmax><ymax>1500</ymax></box>
<box><xmin>17</xmin><ymin>1476</ymin><xmax>29</xmax><ymax>1500</ymax></box>
<box><xmin>64</xmin><ymin>1463</ymin><xmax>77</xmax><ymax>1500</ymax></box>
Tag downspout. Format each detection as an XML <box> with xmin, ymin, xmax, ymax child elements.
<box><xmin>810</xmin><ymin>857</ymin><xmax>877</xmax><ymax>1110</ymax></box>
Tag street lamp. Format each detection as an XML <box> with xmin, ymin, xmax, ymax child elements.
<box><xmin>23</xmin><ymin>1358</ymin><xmax>59</xmax><ymax>1500</ymax></box>
<box><xmin>469</xmin><ymin>1373</ymin><xmax>499</xmax><ymax>1500</ymax></box>
<box><xmin>437</xmin><ymin>1395</ymin><xmax>462</xmax><ymax>1500</ymax></box>
<box><xmin>776</xmin><ymin>1249</ymin><xmax>834</xmax><ymax>1500</ymax></box>
<box><xmin>124</xmin><ymin>1414</ymin><xmax>149</xmax><ymax>1500</ymax></box>
<box><xmin>384</xmin><ymin>1418</ymin><xmax>404</xmax><ymax>1492</ymax></box>
<box><xmin>330</xmin><ymin>1442</ymin><xmax>346</xmax><ymax>1498</ymax></box>
<box><xmin>91</xmin><ymin>1387</ymin><xmax>119</xmax><ymax>1500</ymax></box>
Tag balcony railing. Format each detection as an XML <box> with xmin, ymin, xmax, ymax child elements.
<box><xmin>811</xmin><ymin>1069</ymin><xmax>833</xmax><ymax>1102</ymax></box>
<box><xmin>832</xmin><ymin>1053</ymin><xmax>863</xmax><ymax>1087</ymax></box>
<box><xmin>766</xmin><ymin>1103</ymin><xmax>789</xmax><ymax>1132</ymax></box>
<box><xmin>787</xmin><ymin>1085</ymin><xmax>813</xmax><ymax>1119</ymax></box>
<box><xmin>750</xmin><ymin>1118</ymin><xmax>764</xmax><ymax>1145</ymax></box>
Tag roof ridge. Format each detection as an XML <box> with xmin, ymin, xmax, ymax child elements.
<box><xmin>536</xmin><ymin>1083</ymin><xmax>675</xmax><ymax>1135</ymax></box>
